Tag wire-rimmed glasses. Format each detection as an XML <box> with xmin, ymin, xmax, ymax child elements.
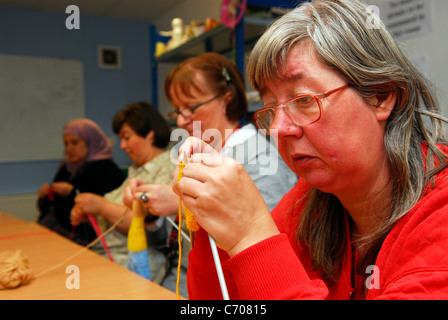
<box><xmin>168</xmin><ymin>93</ymin><xmax>222</xmax><ymax>120</ymax></box>
<box><xmin>253</xmin><ymin>84</ymin><xmax>350</xmax><ymax>135</ymax></box>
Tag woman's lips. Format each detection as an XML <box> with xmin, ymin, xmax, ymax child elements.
<box><xmin>292</xmin><ymin>154</ymin><xmax>315</xmax><ymax>167</ymax></box>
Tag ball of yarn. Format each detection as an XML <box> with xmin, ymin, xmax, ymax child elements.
<box><xmin>0</xmin><ymin>250</ymin><xmax>32</xmax><ymax>289</ymax></box>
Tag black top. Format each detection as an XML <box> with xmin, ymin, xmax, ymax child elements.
<box><xmin>38</xmin><ymin>159</ymin><xmax>125</xmax><ymax>246</ymax></box>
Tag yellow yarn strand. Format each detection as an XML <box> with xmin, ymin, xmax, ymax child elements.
<box><xmin>176</xmin><ymin>162</ymin><xmax>200</xmax><ymax>299</ymax></box>
<box><xmin>176</xmin><ymin>197</ymin><xmax>182</xmax><ymax>300</ymax></box>
<box><xmin>34</xmin><ymin>208</ymin><xmax>129</xmax><ymax>279</ymax></box>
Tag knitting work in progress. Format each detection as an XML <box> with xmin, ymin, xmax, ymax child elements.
<box><xmin>176</xmin><ymin>161</ymin><xmax>199</xmax><ymax>299</ymax></box>
<box><xmin>176</xmin><ymin>159</ymin><xmax>229</xmax><ymax>300</ymax></box>
<box><xmin>179</xmin><ymin>162</ymin><xmax>199</xmax><ymax>232</ymax></box>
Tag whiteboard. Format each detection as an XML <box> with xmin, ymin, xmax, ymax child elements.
<box><xmin>0</xmin><ymin>54</ymin><xmax>85</xmax><ymax>162</ymax></box>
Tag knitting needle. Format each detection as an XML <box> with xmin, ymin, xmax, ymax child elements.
<box><xmin>75</xmin><ymin>189</ymin><xmax>114</xmax><ymax>262</ymax></box>
<box><xmin>208</xmin><ymin>234</ymin><xmax>230</xmax><ymax>300</ymax></box>
<box><xmin>180</xmin><ymin>151</ymin><xmax>229</xmax><ymax>300</ymax></box>
<box><xmin>166</xmin><ymin>216</ymin><xmax>190</xmax><ymax>243</ymax></box>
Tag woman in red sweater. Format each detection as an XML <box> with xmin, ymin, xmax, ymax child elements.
<box><xmin>174</xmin><ymin>0</ymin><xmax>448</xmax><ymax>299</ymax></box>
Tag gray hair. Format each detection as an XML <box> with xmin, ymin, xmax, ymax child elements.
<box><xmin>247</xmin><ymin>0</ymin><xmax>448</xmax><ymax>283</ymax></box>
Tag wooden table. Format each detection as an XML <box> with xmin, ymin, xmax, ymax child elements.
<box><xmin>0</xmin><ymin>211</ymin><xmax>180</xmax><ymax>300</ymax></box>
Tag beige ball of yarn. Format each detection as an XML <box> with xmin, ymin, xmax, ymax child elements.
<box><xmin>0</xmin><ymin>250</ymin><xmax>32</xmax><ymax>289</ymax></box>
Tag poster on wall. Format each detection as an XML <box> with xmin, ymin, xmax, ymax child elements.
<box><xmin>378</xmin><ymin>0</ymin><xmax>434</xmax><ymax>40</ymax></box>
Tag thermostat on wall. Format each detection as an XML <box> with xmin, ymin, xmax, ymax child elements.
<box><xmin>98</xmin><ymin>45</ymin><xmax>122</xmax><ymax>70</ymax></box>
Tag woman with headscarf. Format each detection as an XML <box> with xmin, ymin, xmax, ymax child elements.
<box><xmin>37</xmin><ymin>118</ymin><xmax>125</xmax><ymax>246</ymax></box>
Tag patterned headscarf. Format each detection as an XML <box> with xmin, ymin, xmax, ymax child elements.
<box><xmin>61</xmin><ymin>118</ymin><xmax>113</xmax><ymax>177</ymax></box>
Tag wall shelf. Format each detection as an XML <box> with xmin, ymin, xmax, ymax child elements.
<box><xmin>154</xmin><ymin>16</ymin><xmax>275</xmax><ymax>64</ymax></box>
<box><xmin>149</xmin><ymin>0</ymin><xmax>301</xmax><ymax>108</ymax></box>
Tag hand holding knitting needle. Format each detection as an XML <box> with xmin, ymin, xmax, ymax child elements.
<box><xmin>123</xmin><ymin>178</ymin><xmax>179</xmax><ymax>217</ymax></box>
<box><xmin>177</xmin><ymin>149</ymin><xmax>225</xmax><ymax>299</ymax></box>
<box><xmin>173</xmin><ymin>137</ymin><xmax>280</xmax><ymax>258</ymax></box>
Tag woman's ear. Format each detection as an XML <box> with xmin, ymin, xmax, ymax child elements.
<box><xmin>146</xmin><ymin>130</ymin><xmax>155</xmax><ymax>141</ymax></box>
<box><xmin>222</xmin><ymin>91</ymin><xmax>233</xmax><ymax>114</ymax></box>
<box><xmin>223</xmin><ymin>91</ymin><xmax>233</xmax><ymax>104</ymax></box>
<box><xmin>374</xmin><ymin>91</ymin><xmax>396</xmax><ymax>121</ymax></box>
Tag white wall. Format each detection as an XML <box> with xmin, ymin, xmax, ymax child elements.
<box><xmin>368</xmin><ymin>0</ymin><xmax>448</xmax><ymax>116</ymax></box>
<box><xmin>0</xmin><ymin>193</ymin><xmax>38</xmax><ymax>222</ymax></box>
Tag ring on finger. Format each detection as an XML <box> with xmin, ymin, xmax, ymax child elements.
<box><xmin>140</xmin><ymin>192</ymin><xmax>149</xmax><ymax>203</ymax></box>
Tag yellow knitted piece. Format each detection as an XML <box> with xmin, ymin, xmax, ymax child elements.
<box><xmin>127</xmin><ymin>201</ymin><xmax>147</xmax><ymax>252</ymax></box>
<box><xmin>127</xmin><ymin>216</ymin><xmax>147</xmax><ymax>252</ymax></box>
<box><xmin>176</xmin><ymin>161</ymin><xmax>199</xmax><ymax>299</ymax></box>
<box><xmin>178</xmin><ymin>162</ymin><xmax>199</xmax><ymax>232</ymax></box>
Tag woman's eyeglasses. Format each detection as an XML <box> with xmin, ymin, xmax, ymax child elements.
<box><xmin>253</xmin><ymin>84</ymin><xmax>350</xmax><ymax>135</ymax></box>
<box><xmin>168</xmin><ymin>94</ymin><xmax>222</xmax><ymax>120</ymax></box>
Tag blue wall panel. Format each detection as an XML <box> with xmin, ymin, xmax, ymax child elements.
<box><xmin>0</xmin><ymin>6</ymin><xmax>153</xmax><ymax>195</ymax></box>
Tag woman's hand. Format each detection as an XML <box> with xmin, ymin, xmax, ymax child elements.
<box><xmin>38</xmin><ymin>183</ymin><xmax>51</xmax><ymax>198</ymax></box>
<box><xmin>123</xmin><ymin>178</ymin><xmax>179</xmax><ymax>216</ymax></box>
<box><xmin>173</xmin><ymin>137</ymin><xmax>280</xmax><ymax>257</ymax></box>
<box><xmin>51</xmin><ymin>181</ymin><xmax>75</xmax><ymax>197</ymax></box>
<box><xmin>122</xmin><ymin>178</ymin><xmax>144</xmax><ymax>208</ymax></box>
<box><xmin>70</xmin><ymin>193</ymin><xmax>105</xmax><ymax>226</ymax></box>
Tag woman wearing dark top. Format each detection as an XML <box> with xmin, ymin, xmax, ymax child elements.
<box><xmin>37</xmin><ymin>118</ymin><xmax>125</xmax><ymax>246</ymax></box>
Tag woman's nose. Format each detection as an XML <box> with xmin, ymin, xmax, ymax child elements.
<box><xmin>270</xmin><ymin>107</ymin><xmax>303</xmax><ymax>139</ymax></box>
<box><xmin>270</xmin><ymin>107</ymin><xmax>290</xmax><ymax>132</ymax></box>
<box><xmin>177</xmin><ymin>114</ymin><xmax>191</xmax><ymax>129</ymax></box>
<box><xmin>119</xmin><ymin>139</ymin><xmax>126</xmax><ymax>150</ymax></box>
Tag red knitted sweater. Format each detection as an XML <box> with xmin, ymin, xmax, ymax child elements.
<box><xmin>186</xmin><ymin>157</ymin><xmax>448</xmax><ymax>300</ymax></box>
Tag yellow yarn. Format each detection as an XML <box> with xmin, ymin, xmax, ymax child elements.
<box><xmin>176</xmin><ymin>197</ymin><xmax>183</xmax><ymax>300</ymax></box>
<box><xmin>176</xmin><ymin>161</ymin><xmax>199</xmax><ymax>299</ymax></box>
<box><xmin>0</xmin><ymin>250</ymin><xmax>32</xmax><ymax>289</ymax></box>
<box><xmin>178</xmin><ymin>162</ymin><xmax>199</xmax><ymax>232</ymax></box>
<box><xmin>127</xmin><ymin>216</ymin><xmax>147</xmax><ymax>252</ymax></box>
<box><xmin>127</xmin><ymin>201</ymin><xmax>148</xmax><ymax>252</ymax></box>
<box><xmin>185</xmin><ymin>206</ymin><xmax>199</xmax><ymax>232</ymax></box>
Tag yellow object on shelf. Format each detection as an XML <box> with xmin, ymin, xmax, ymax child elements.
<box><xmin>155</xmin><ymin>41</ymin><xmax>166</xmax><ymax>57</ymax></box>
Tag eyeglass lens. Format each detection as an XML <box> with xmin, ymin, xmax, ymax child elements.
<box><xmin>254</xmin><ymin>95</ymin><xmax>320</xmax><ymax>134</ymax></box>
